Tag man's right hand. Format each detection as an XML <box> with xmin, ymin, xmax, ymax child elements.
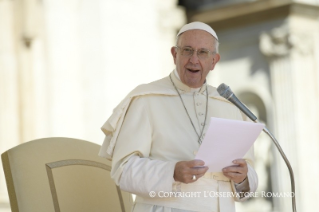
<box><xmin>174</xmin><ymin>160</ymin><xmax>208</xmax><ymax>183</ymax></box>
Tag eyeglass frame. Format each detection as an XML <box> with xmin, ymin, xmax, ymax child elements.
<box><xmin>174</xmin><ymin>46</ymin><xmax>216</xmax><ymax>59</ymax></box>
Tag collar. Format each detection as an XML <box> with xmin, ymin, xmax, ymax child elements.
<box><xmin>170</xmin><ymin>70</ymin><xmax>207</xmax><ymax>94</ymax></box>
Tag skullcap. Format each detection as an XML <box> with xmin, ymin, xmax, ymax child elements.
<box><xmin>177</xmin><ymin>22</ymin><xmax>218</xmax><ymax>40</ymax></box>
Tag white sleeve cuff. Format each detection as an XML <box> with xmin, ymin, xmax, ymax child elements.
<box><xmin>234</xmin><ymin>177</ymin><xmax>249</xmax><ymax>192</ymax></box>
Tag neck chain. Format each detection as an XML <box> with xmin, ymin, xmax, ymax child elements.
<box><xmin>169</xmin><ymin>74</ymin><xmax>208</xmax><ymax>144</ymax></box>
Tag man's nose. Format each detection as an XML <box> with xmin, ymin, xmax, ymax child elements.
<box><xmin>189</xmin><ymin>51</ymin><xmax>200</xmax><ymax>64</ymax></box>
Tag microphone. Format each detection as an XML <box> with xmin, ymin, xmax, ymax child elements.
<box><xmin>217</xmin><ymin>83</ymin><xmax>257</xmax><ymax>121</ymax></box>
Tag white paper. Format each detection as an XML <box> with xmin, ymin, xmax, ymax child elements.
<box><xmin>195</xmin><ymin>117</ymin><xmax>264</xmax><ymax>172</ymax></box>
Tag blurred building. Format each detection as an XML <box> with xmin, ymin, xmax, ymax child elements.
<box><xmin>1</xmin><ymin>0</ymin><xmax>319</xmax><ymax>211</ymax></box>
<box><xmin>178</xmin><ymin>0</ymin><xmax>319</xmax><ymax>211</ymax></box>
<box><xmin>0</xmin><ymin>0</ymin><xmax>184</xmax><ymax>211</ymax></box>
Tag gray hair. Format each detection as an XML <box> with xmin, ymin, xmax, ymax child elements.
<box><xmin>175</xmin><ymin>34</ymin><xmax>219</xmax><ymax>53</ymax></box>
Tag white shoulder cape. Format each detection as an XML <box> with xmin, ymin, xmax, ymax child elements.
<box><xmin>98</xmin><ymin>75</ymin><xmax>231</xmax><ymax>160</ymax></box>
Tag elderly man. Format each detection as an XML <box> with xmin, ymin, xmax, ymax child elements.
<box><xmin>99</xmin><ymin>22</ymin><xmax>258</xmax><ymax>212</ymax></box>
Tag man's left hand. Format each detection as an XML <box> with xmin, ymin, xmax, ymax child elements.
<box><xmin>222</xmin><ymin>159</ymin><xmax>248</xmax><ymax>184</ymax></box>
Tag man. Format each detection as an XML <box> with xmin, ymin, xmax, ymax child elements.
<box><xmin>99</xmin><ymin>22</ymin><xmax>258</xmax><ymax>212</ymax></box>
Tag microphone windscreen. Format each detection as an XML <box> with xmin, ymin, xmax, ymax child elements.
<box><xmin>217</xmin><ymin>83</ymin><xmax>233</xmax><ymax>99</ymax></box>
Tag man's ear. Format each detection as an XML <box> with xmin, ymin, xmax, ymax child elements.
<box><xmin>171</xmin><ymin>46</ymin><xmax>177</xmax><ymax>65</ymax></box>
<box><xmin>211</xmin><ymin>53</ymin><xmax>220</xmax><ymax>70</ymax></box>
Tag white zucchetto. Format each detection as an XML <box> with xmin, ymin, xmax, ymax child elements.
<box><xmin>177</xmin><ymin>22</ymin><xmax>218</xmax><ymax>40</ymax></box>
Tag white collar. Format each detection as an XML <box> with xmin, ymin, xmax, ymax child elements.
<box><xmin>173</xmin><ymin>69</ymin><xmax>203</xmax><ymax>93</ymax></box>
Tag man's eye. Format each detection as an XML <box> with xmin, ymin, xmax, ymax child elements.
<box><xmin>199</xmin><ymin>50</ymin><xmax>209</xmax><ymax>55</ymax></box>
<box><xmin>183</xmin><ymin>48</ymin><xmax>192</xmax><ymax>52</ymax></box>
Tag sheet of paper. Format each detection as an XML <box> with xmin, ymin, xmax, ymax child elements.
<box><xmin>195</xmin><ymin>117</ymin><xmax>264</xmax><ymax>172</ymax></box>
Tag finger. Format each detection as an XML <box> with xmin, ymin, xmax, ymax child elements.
<box><xmin>224</xmin><ymin>172</ymin><xmax>246</xmax><ymax>184</ymax></box>
<box><xmin>188</xmin><ymin>159</ymin><xmax>205</xmax><ymax>168</ymax></box>
<box><xmin>232</xmin><ymin>159</ymin><xmax>247</xmax><ymax>167</ymax></box>
<box><xmin>223</xmin><ymin>166</ymin><xmax>244</xmax><ymax>174</ymax></box>
<box><xmin>223</xmin><ymin>172</ymin><xmax>233</xmax><ymax>181</ymax></box>
<box><xmin>224</xmin><ymin>171</ymin><xmax>241</xmax><ymax>178</ymax></box>
<box><xmin>223</xmin><ymin>172</ymin><xmax>243</xmax><ymax>182</ymax></box>
<box><xmin>174</xmin><ymin>161</ymin><xmax>209</xmax><ymax>183</ymax></box>
<box><xmin>190</xmin><ymin>166</ymin><xmax>209</xmax><ymax>175</ymax></box>
<box><xmin>184</xmin><ymin>174</ymin><xmax>199</xmax><ymax>184</ymax></box>
<box><xmin>189</xmin><ymin>172</ymin><xmax>206</xmax><ymax>182</ymax></box>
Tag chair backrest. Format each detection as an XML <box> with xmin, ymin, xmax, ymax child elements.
<box><xmin>1</xmin><ymin>137</ymin><xmax>133</xmax><ymax>212</ymax></box>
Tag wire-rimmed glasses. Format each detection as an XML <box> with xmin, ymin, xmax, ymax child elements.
<box><xmin>175</xmin><ymin>46</ymin><xmax>215</xmax><ymax>59</ymax></box>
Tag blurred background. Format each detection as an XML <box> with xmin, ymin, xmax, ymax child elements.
<box><xmin>1</xmin><ymin>0</ymin><xmax>319</xmax><ymax>211</ymax></box>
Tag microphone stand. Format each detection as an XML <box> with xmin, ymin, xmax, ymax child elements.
<box><xmin>256</xmin><ymin>123</ymin><xmax>297</xmax><ymax>212</ymax></box>
<box><xmin>217</xmin><ymin>83</ymin><xmax>297</xmax><ymax>211</ymax></box>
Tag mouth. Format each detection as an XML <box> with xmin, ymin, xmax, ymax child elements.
<box><xmin>187</xmin><ymin>68</ymin><xmax>200</xmax><ymax>73</ymax></box>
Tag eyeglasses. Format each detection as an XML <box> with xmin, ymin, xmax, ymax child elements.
<box><xmin>175</xmin><ymin>46</ymin><xmax>215</xmax><ymax>60</ymax></box>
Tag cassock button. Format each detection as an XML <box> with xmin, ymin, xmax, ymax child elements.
<box><xmin>201</xmin><ymin>123</ymin><xmax>204</xmax><ymax>126</ymax></box>
<box><xmin>196</xmin><ymin>102</ymin><xmax>201</xmax><ymax>106</ymax></box>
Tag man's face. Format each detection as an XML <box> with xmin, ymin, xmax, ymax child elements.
<box><xmin>171</xmin><ymin>30</ymin><xmax>220</xmax><ymax>88</ymax></box>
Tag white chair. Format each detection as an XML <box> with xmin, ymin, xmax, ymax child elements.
<box><xmin>1</xmin><ymin>137</ymin><xmax>133</xmax><ymax>212</ymax></box>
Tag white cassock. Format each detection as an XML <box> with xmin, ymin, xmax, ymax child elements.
<box><xmin>99</xmin><ymin>70</ymin><xmax>258</xmax><ymax>212</ymax></box>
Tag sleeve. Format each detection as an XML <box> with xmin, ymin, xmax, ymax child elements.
<box><xmin>234</xmin><ymin>177</ymin><xmax>249</xmax><ymax>192</ymax></box>
<box><xmin>231</xmin><ymin>146</ymin><xmax>259</xmax><ymax>201</ymax></box>
<box><xmin>110</xmin><ymin>96</ymin><xmax>176</xmax><ymax>197</ymax></box>
<box><xmin>119</xmin><ymin>155</ymin><xmax>176</xmax><ymax>196</ymax></box>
